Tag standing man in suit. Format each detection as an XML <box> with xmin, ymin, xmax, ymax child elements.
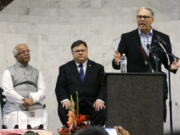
<box><xmin>112</xmin><ymin>7</ymin><xmax>180</xmax><ymax>121</ymax></box>
<box><xmin>55</xmin><ymin>40</ymin><xmax>106</xmax><ymax>126</ymax></box>
<box><xmin>113</xmin><ymin>7</ymin><xmax>179</xmax><ymax>72</ymax></box>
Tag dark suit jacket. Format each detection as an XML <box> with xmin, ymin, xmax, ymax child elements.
<box><xmin>112</xmin><ymin>29</ymin><xmax>176</xmax><ymax>121</ymax></box>
<box><xmin>112</xmin><ymin>29</ymin><xmax>174</xmax><ymax>72</ymax></box>
<box><xmin>55</xmin><ymin>59</ymin><xmax>106</xmax><ymax>104</ymax></box>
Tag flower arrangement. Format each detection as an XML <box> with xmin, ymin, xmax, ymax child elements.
<box><xmin>58</xmin><ymin>92</ymin><xmax>88</xmax><ymax>135</ymax></box>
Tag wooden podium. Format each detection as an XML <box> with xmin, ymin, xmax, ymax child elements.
<box><xmin>106</xmin><ymin>73</ymin><xmax>165</xmax><ymax>135</ymax></box>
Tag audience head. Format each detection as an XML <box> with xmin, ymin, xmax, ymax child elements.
<box><xmin>136</xmin><ymin>7</ymin><xmax>154</xmax><ymax>34</ymax></box>
<box><xmin>24</xmin><ymin>131</ymin><xmax>39</xmax><ymax>135</ymax></box>
<box><xmin>71</xmin><ymin>40</ymin><xmax>88</xmax><ymax>64</ymax></box>
<box><xmin>166</xmin><ymin>131</ymin><xmax>180</xmax><ymax>135</ymax></box>
<box><xmin>74</xmin><ymin>126</ymin><xmax>108</xmax><ymax>135</ymax></box>
<box><xmin>13</xmin><ymin>44</ymin><xmax>30</xmax><ymax>65</ymax></box>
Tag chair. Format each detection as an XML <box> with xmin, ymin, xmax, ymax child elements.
<box><xmin>0</xmin><ymin>87</ymin><xmax>46</xmax><ymax>129</ymax></box>
<box><xmin>0</xmin><ymin>87</ymin><xmax>18</xmax><ymax>129</ymax></box>
<box><xmin>0</xmin><ymin>87</ymin><xmax>7</xmax><ymax>129</ymax></box>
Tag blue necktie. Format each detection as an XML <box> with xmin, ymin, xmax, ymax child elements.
<box><xmin>79</xmin><ymin>64</ymin><xmax>85</xmax><ymax>81</ymax></box>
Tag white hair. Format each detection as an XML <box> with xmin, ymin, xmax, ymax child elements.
<box><xmin>137</xmin><ymin>7</ymin><xmax>154</xmax><ymax>17</ymax></box>
<box><xmin>13</xmin><ymin>44</ymin><xmax>28</xmax><ymax>57</ymax></box>
<box><xmin>13</xmin><ymin>46</ymin><xmax>18</xmax><ymax>57</ymax></box>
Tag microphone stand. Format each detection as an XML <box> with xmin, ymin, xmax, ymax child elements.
<box><xmin>168</xmin><ymin>70</ymin><xmax>173</xmax><ymax>135</ymax></box>
<box><xmin>153</xmin><ymin>53</ymin><xmax>159</xmax><ymax>72</ymax></box>
<box><xmin>146</xmin><ymin>60</ymin><xmax>153</xmax><ymax>72</ymax></box>
<box><xmin>158</xmin><ymin>41</ymin><xmax>174</xmax><ymax>135</ymax></box>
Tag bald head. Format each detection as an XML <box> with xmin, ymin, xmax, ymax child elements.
<box><xmin>13</xmin><ymin>44</ymin><xmax>30</xmax><ymax>64</ymax></box>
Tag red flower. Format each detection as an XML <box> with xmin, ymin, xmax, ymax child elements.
<box><xmin>76</xmin><ymin>114</ymin><xmax>87</xmax><ymax>125</ymax></box>
<box><xmin>58</xmin><ymin>127</ymin><xmax>71</xmax><ymax>135</ymax></box>
<box><xmin>58</xmin><ymin>93</ymin><xmax>89</xmax><ymax>135</ymax></box>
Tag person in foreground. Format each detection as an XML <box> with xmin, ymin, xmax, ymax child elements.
<box><xmin>55</xmin><ymin>40</ymin><xmax>106</xmax><ymax>126</ymax></box>
<box><xmin>112</xmin><ymin>7</ymin><xmax>180</xmax><ymax>121</ymax></box>
<box><xmin>1</xmin><ymin>44</ymin><xmax>48</xmax><ymax>129</ymax></box>
<box><xmin>74</xmin><ymin>126</ymin><xmax>130</xmax><ymax>135</ymax></box>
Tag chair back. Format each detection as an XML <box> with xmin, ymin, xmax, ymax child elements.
<box><xmin>0</xmin><ymin>87</ymin><xmax>6</xmax><ymax>109</ymax></box>
<box><xmin>0</xmin><ymin>87</ymin><xmax>7</xmax><ymax>129</ymax></box>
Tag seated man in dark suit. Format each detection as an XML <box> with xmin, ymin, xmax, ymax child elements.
<box><xmin>55</xmin><ymin>40</ymin><xmax>106</xmax><ymax>126</ymax></box>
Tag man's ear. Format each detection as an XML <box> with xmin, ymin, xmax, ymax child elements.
<box><xmin>151</xmin><ymin>17</ymin><xmax>154</xmax><ymax>22</ymax></box>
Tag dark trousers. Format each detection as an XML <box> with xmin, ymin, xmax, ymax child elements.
<box><xmin>58</xmin><ymin>99</ymin><xmax>106</xmax><ymax>126</ymax></box>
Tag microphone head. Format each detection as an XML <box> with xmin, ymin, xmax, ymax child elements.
<box><xmin>147</xmin><ymin>44</ymin><xmax>151</xmax><ymax>50</ymax></box>
<box><xmin>153</xmin><ymin>39</ymin><xmax>157</xmax><ymax>43</ymax></box>
<box><xmin>157</xmin><ymin>35</ymin><xmax>167</xmax><ymax>45</ymax></box>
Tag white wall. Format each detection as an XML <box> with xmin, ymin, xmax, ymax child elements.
<box><xmin>0</xmin><ymin>0</ymin><xmax>180</xmax><ymax>134</ymax></box>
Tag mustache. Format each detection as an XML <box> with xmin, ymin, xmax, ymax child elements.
<box><xmin>139</xmin><ymin>23</ymin><xmax>146</xmax><ymax>25</ymax></box>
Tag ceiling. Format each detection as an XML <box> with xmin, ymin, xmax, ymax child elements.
<box><xmin>0</xmin><ymin>0</ymin><xmax>14</xmax><ymax>11</ymax></box>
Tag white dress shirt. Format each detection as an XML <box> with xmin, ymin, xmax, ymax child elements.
<box><xmin>1</xmin><ymin>68</ymin><xmax>48</xmax><ymax>129</ymax></box>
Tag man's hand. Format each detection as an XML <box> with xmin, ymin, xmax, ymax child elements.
<box><xmin>114</xmin><ymin>126</ymin><xmax>130</xmax><ymax>135</ymax></box>
<box><xmin>170</xmin><ymin>58</ymin><xmax>180</xmax><ymax>70</ymax></box>
<box><xmin>22</xmin><ymin>98</ymin><xmax>34</xmax><ymax>108</ymax></box>
<box><xmin>114</xmin><ymin>51</ymin><xmax>122</xmax><ymax>65</ymax></box>
<box><xmin>62</xmin><ymin>99</ymin><xmax>72</xmax><ymax>110</ymax></box>
<box><xmin>93</xmin><ymin>100</ymin><xmax>106</xmax><ymax>111</ymax></box>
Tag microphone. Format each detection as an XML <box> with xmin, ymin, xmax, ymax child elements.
<box><xmin>155</xmin><ymin>35</ymin><xmax>179</xmax><ymax>64</ymax></box>
<box><xmin>147</xmin><ymin>44</ymin><xmax>152</xmax><ymax>52</ymax></box>
<box><xmin>157</xmin><ymin>35</ymin><xmax>167</xmax><ymax>45</ymax></box>
<box><xmin>146</xmin><ymin>44</ymin><xmax>160</xmax><ymax>72</ymax></box>
<box><xmin>147</xmin><ymin>44</ymin><xmax>158</xmax><ymax>54</ymax></box>
<box><xmin>155</xmin><ymin>36</ymin><xmax>171</xmax><ymax>65</ymax></box>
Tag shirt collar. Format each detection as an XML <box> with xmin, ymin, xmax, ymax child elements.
<box><xmin>16</xmin><ymin>61</ymin><xmax>29</xmax><ymax>68</ymax></box>
<box><xmin>138</xmin><ymin>29</ymin><xmax>153</xmax><ymax>36</ymax></box>
<box><xmin>76</xmin><ymin>60</ymin><xmax>88</xmax><ymax>67</ymax></box>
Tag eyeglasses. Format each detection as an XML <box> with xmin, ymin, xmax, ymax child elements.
<box><xmin>137</xmin><ymin>15</ymin><xmax>151</xmax><ymax>19</ymax></box>
<box><xmin>17</xmin><ymin>49</ymin><xmax>30</xmax><ymax>55</ymax></box>
<box><xmin>73</xmin><ymin>49</ymin><xmax>87</xmax><ymax>53</ymax></box>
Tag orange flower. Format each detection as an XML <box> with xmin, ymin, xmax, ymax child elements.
<box><xmin>79</xmin><ymin>115</ymin><xmax>87</xmax><ymax>121</ymax></box>
<box><xmin>67</xmin><ymin>110</ymin><xmax>76</xmax><ymax>130</ymax></box>
<box><xmin>58</xmin><ymin>128</ymin><xmax>69</xmax><ymax>135</ymax></box>
<box><xmin>76</xmin><ymin>114</ymin><xmax>87</xmax><ymax>124</ymax></box>
<box><xmin>58</xmin><ymin>93</ymin><xmax>89</xmax><ymax>135</ymax></box>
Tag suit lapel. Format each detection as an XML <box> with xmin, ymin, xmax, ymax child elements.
<box><xmin>134</xmin><ymin>29</ymin><xmax>149</xmax><ymax>59</ymax></box>
<box><xmin>134</xmin><ymin>29</ymin><xmax>142</xmax><ymax>46</ymax></box>
<box><xmin>151</xmin><ymin>29</ymin><xmax>158</xmax><ymax>46</ymax></box>
<box><xmin>70</xmin><ymin>61</ymin><xmax>81</xmax><ymax>81</ymax></box>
